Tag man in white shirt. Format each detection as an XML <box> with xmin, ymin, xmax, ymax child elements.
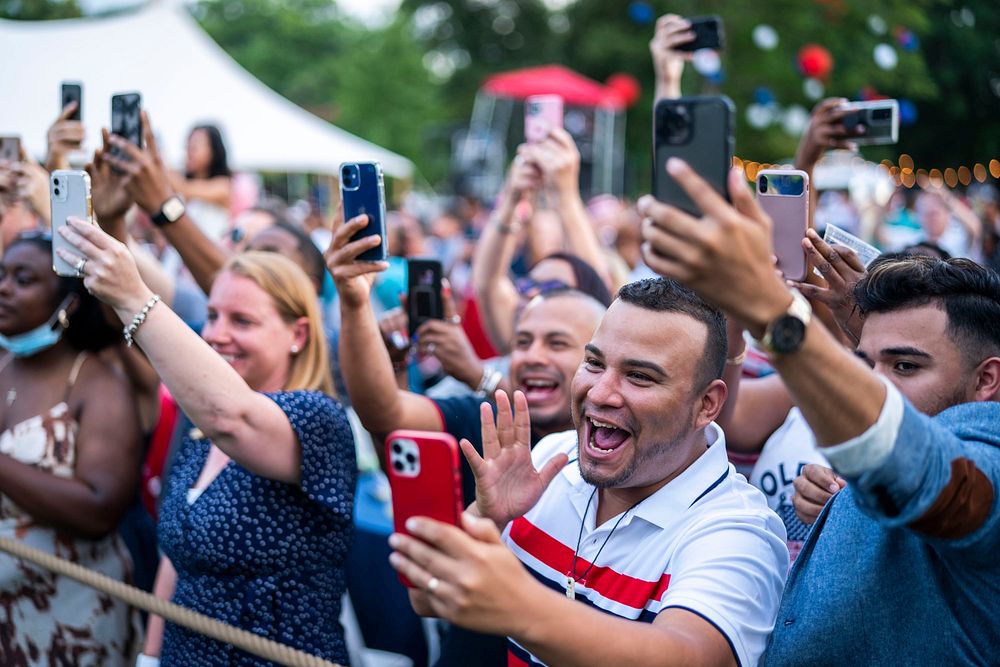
<box><xmin>389</xmin><ymin>278</ymin><xmax>788</xmax><ymax>667</ymax></box>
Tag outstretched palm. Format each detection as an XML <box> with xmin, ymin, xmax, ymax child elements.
<box><xmin>461</xmin><ymin>390</ymin><xmax>567</xmax><ymax>527</ymax></box>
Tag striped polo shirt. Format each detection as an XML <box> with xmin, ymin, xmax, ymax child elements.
<box><xmin>501</xmin><ymin>424</ymin><xmax>788</xmax><ymax>667</ymax></box>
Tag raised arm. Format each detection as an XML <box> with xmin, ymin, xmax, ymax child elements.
<box><xmin>650</xmin><ymin>14</ymin><xmax>694</xmax><ymax>102</ymax></box>
<box><xmin>105</xmin><ymin>114</ymin><xmax>228</xmax><ymax>294</ymax></box>
<box><xmin>170</xmin><ymin>173</ymin><xmax>232</xmax><ymax>209</ymax></box>
<box><xmin>327</xmin><ymin>211</ymin><xmax>443</xmax><ymax>444</ymax></box>
<box><xmin>472</xmin><ymin>151</ymin><xmax>540</xmax><ymax>353</ymax></box>
<box><xmin>58</xmin><ymin>217</ymin><xmax>305</xmax><ymax>484</ymax></box>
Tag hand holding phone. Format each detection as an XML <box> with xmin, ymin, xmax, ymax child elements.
<box><xmin>654</xmin><ymin>96</ymin><xmax>734</xmax><ymax>215</ymax></box>
<box><xmin>340</xmin><ymin>162</ymin><xmax>387</xmax><ymax>262</ymax></box>
<box><xmin>524</xmin><ymin>95</ymin><xmax>564</xmax><ymax>144</ymax></box>
<box><xmin>837</xmin><ymin>99</ymin><xmax>899</xmax><ymax>145</ymax></box>
<box><xmin>50</xmin><ymin>170</ymin><xmax>94</xmax><ymax>277</ymax></box>
<box><xmin>757</xmin><ymin>169</ymin><xmax>809</xmax><ymax>282</ymax></box>
<box><xmin>386</xmin><ymin>430</ymin><xmax>464</xmax><ymax>587</ymax></box>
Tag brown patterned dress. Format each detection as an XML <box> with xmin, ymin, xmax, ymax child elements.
<box><xmin>0</xmin><ymin>354</ymin><xmax>140</xmax><ymax>666</ymax></box>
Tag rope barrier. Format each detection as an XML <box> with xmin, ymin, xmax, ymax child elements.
<box><xmin>0</xmin><ymin>536</ymin><xmax>342</xmax><ymax>667</ymax></box>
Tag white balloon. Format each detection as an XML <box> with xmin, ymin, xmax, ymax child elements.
<box><xmin>803</xmin><ymin>78</ymin><xmax>825</xmax><ymax>101</ymax></box>
<box><xmin>746</xmin><ymin>104</ymin><xmax>775</xmax><ymax>130</ymax></box>
<box><xmin>873</xmin><ymin>43</ymin><xmax>898</xmax><ymax>70</ymax></box>
<box><xmin>782</xmin><ymin>105</ymin><xmax>810</xmax><ymax>136</ymax></box>
<box><xmin>867</xmin><ymin>15</ymin><xmax>887</xmax><ymax>35</ymax></box>
<box><xmin>692</xmin><ymin>49</ymin><xmax>721</xmax><ymax>76</ymax></box>
<box><xmin>752</xmin><ymin>24</ymin><xmax>779</xmax><ymax>50</ymax></box>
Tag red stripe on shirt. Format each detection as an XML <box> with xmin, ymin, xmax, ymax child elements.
<box><xmin>508</xmin><ymin>517</ymin><xmax>670</xmax><ymax>609</ymax></box>
<box><xmin>508</xmin><ymin>650</ymin><xmax>531</xmax><ymax>667</ymax></box>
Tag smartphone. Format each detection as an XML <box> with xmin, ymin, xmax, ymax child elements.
<box><xmin>524</xmin><ymin>94</ymin><xmax>564</xmax><ymax>144</ymax></box>
<box><xmin>653</xmin><ymin>96</ymin><xmax>734</xmax><ymax>216</ymax></box>
<box><xmin>61</xmin><ymin>82</ymin><xmax>82</xmax><ymax>121</ymax></box>
<box><xmin>677</xmin><ymin>15</ymin><xmax>725</xmax><ymax>52</ymax></box>
<box><xmin>407</xmin><ymin>258</ymin><xmax>444</xmax><ymax>337</ymax></box>
<box><xmin>50</xmin><ymin>170</ymin><xmax>94</xmax><ymax>277</ymax></box>
<box><xmin>386</xmin><ymin>430</ymin><xmax>464</xmax><ymax>588</ymax></box>
<box><xmin>0</xmin><ymin>136</ymin><xmax>20</xmax><ymax>162</ymax></box>
<box><xmin>758</xmin><ymin>169</ymin><xmax>810</xmax><ymax>282</ymax></box>
<box><xmin>340</xmin><ymin>161</ymin><xmax>387</xmax><ymax>262</ymax></box>
<box><xmin>839</xmin><ymin>99</ymin><xmax>899</xmax><ymax>145</ymax></box>
<box><xmin>111</xmin><ymin>92</ymin><xmax>143</xmax><ymax>150</ymax></box>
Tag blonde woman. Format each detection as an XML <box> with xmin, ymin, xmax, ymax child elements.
<box><xmin>58</xmin><ymin>217</ymin><xmax>355</xmax><ymax>666</ymax></box>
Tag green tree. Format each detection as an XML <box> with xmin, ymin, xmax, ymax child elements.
<box><xmin>0</xmin><ymin>0</ymin><xmax>81</xmax><ymax>20</ymax></box>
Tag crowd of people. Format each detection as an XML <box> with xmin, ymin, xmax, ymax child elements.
<box><xmin>1</xmin><ymin>10</ymin><xmax>998</xmax><ymax>667</ymax></box>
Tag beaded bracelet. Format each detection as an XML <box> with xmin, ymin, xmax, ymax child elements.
<box><xmin>123</xmin><ymin>294</ymin><xmax>161</xmax><ymax>347</ymax></box>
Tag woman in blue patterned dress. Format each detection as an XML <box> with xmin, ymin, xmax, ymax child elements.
<box><xmin>58</xmin><ymin>216</ymin><xmax>356</xmax><ymax>667</ymax></box>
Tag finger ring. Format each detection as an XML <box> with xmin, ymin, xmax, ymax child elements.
<box><xmin>427</xmin><ymin>576</ymin><xmax>440</xmax><ymax>594</ymax></box>
<box><xmin>449</xmin><ymin>315</ymin><xmax>461</xmax><ymax>324</ymax></box>
<box><xmin>75</xmin><ymin>258</ymin><xmax>87</xmax><ymax>275</ymax></box>
<box><xmin>427</xmin><ymin>343</ymin><xmax>436</xmax><ymax>354</ymax></box>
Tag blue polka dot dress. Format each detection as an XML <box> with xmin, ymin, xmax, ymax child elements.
<box><xmin>158</xmin><ymin>391</ymin><xmax>356</xmax><ymax>666</ymax></box>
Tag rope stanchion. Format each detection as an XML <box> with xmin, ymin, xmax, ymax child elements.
<box><xmin>0</xmin><ymin>536</ymin><xmax>341</xmax><ymax>667</ymax></box>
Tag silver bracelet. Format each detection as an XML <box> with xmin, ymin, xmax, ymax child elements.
<box><xmin>476</xmin><ymin>368</ymin><xmax>503</xmax><ymax>397</ymax></box>
<box><xmin>123</xmin><ymin>294</ymin><xmax>161</xmax><ymax>347</ymax></box>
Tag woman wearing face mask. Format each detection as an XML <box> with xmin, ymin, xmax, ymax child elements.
<box><xmin>56</xmin><ymin>218</ymin><xmax>356</xmax><ymax>667</ymax></box>
<box><xmin>0</xmin><ymin>232</ymin><xmax>143</xmax><ymax>665</ymax></box>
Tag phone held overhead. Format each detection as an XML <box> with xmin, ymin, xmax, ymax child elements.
<box><xmin>340</xmin><ymin>161</ymin><xmax>388</xmax><ymax>263</ymax></box>
<box><xmin>49</xmin><ymin>170</ymin><xmax>94</xmax><ymax>277</ymax></box>
<box><xmin>757</xmin><ymin>169</ymin><xmax>810</xmax><ymax>283</ymax></box>
<box><xmin>677</xmin><ymin>15</ymin><xmax>725</xmax><ymax>52</ymax></box>
<box><xmin>524</xmin><ymin>94</ymin><xmax>564</xmax><ymax>144</ymax></box>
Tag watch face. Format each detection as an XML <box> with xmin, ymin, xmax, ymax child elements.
<box><xmin>163</xmin><ymin>197</ymin><xmax>185</xmax><ymax>221</ymax></box>
<box><xmin>771</xmin><ymin>315</ymin><xmax>807</xmax><ymax>353</ymax></box>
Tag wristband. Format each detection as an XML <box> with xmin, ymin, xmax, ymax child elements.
<box><xmin>136</xmin><ymin>655</ymin><xmax>160</xmax><ymax>667</ymax></box>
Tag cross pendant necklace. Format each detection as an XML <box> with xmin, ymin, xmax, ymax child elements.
<box><xmin>565</xmin><ymin>488</ymin><xmax>644</xmax><ymax>600</ymax></box>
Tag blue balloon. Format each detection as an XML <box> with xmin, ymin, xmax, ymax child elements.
<box><xmin>753</xmin><ymin>86</ymin><xmax>776</xmax><ymax>105</ymax></box>
<box><xmin>706</xmin><ymin>69</ymin><xmax>726</xmax><ymax>85</ymax></box>
<box><xmin>899</xmin><ymin>99</ymin><xmax>918</xmax><ymax>125</ymax></box>
<box><xmin>628</xmin><ymin>2</ymin><xmax>655</xmax><ymax>25</ymax></box>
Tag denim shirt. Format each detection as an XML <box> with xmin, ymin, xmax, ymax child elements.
<box><xmin>762</xmin><ymin>399</ymin><xmax>1000</xmax><ymax>665</ymax></box>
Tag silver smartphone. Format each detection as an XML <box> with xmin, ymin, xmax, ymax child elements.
<box><xmin>50</xmin><ymin>170</ymin><xmax>94</xmax><ymax>277</ymax></box>
<box><xmin>839</xmin><ymin>99</ymin><xmax>899</xmax><ymax>145</ymax></box>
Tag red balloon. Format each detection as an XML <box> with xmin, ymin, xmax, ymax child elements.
<box><xmin>605</xmin><ymin>73</ymin><xmax>642</xmax><ymax>107</ymax></box>
<box><xmin>797</xmin><ymin>44</ymin><xmax>834</xmax><ymax>79</ymax></box>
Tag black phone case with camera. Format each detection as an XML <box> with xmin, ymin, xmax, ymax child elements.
<box><xmin>62</xmin><ymin>83</ymin><xmax>82</xmax><ymax>121</ymax></box>
<box><xmin>407</xmin><ymin>258</ymin><xmax>444</xmax><ymax>337</ymax></box>
<box><xmin>341</xmin><ymin>162</ymin><xmax>388</xmax><ymax>263</ymax></box>
<box><xmin>654</xmin><ymin>96</ymin><xmax>734</xmax><ymax>216</ymax></box>
<box><xmin>677</xmin><ymin>15</ymin><xmax>724</xmax><ymax>52</ymax></box>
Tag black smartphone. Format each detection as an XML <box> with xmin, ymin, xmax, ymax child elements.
<box><xmin>340</xmin><ymin>161</ymin><xmax>388</xmax><ymax>263</ymax></box>
<box><xmin>61</xmin><ymin>82</ymin><xmax>82</xmax><ymax>121</ymax></box>
<box><xmin>111</xmin><ymin>92</ymin><xmax>143</xmax><ymax>150</ymax></box>
<box><xmin>654</xmin><ymin>96</ymin><xmax>734</xmax><ymax>216</ymax></box>
<box><xmin>839</xmin><ymin>99</ymin><xmax>899</xmax><ymax>145</ymax></box>
<box><xmin>407</xmin><ymin>259</ymin><xmax>444</xmax><ymax>336</ymax></box>
<box><xmin>677</xmin><ymin>15</ymin><xmax>725</xmax><ymax>52</ymax></box>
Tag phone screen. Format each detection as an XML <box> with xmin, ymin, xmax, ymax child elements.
<box><xmin>111</xmin><ymin>93</ymin><xmax>142</xmax><ymax>147</ymax></box>
<box><xmin>62</xmin><ymin>83</ymin><xmax>82</xmax><ymax>121</ymax></box>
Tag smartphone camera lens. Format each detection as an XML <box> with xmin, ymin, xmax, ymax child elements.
<box><xmin>405</xmin><ymin>453</ymin><xmax>416</xmax><ymax>464</ymax></box>
<box><xmin>393</xmin><ymin>459</ymin><xmax>404</xmax><ymax>472</ymax></box>
<box><xmin>760</xmin><ymin>176</ymin><xmax>768</xmax><ymax>193</ymax></box>
<box><xmin>392</xmin><ymin>442</ymin><xmax>403</xmax><ymax>454</ymax></box>
<box><xmin>341</xmin><ymin>164</ymin><xmax>361</xmax><ymax>191</ymax></box>
<box><xmin>54</xmin><ymin>188</ymin><xmax>61</xmax><ymax>196</ymax></box>
<box><xmin>53</xmin><ymin>178</ymin><xmax>60</xmax><ymax>186</ymax></box>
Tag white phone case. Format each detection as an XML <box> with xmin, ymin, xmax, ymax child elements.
<box><xmin>50</xmin><ymin>170</ymin><xmax>93</xmax><ymax>277</ymax></box>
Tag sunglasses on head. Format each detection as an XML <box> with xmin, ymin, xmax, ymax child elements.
<box><xmin>516</xmin><ymin>277</ymin><xmax>569</xmax><ymax>297</ymax></box>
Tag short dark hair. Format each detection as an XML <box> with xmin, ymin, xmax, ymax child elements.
<box><xmin>616</xmin><ymin>278</ymin><xmax>727</xmax><ymax>389</ymax></box>
<box><xmin>855</xmin><ymin>255</ymin><xmax>1000</xmax><ymax>366</ymax></box>
<box><xmin>271</xmin><ymin>221</ymin><xmax>326</xmax><ymax>294</ymax></box>
<box><xmin>187</xmin><ymin>124</ymin><xmax>232</xmax><ymax>179</ymax></box>
<box><xmin>533</xmin><ymin>253</ymin><xmax>613</xmax><ymax>307</ymax></box>
<box><xmin>9</xmin><ymin>235</ymin><xmax>120</xmax><ymax>352</ymax></box>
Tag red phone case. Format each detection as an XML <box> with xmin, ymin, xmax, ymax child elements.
<box><xmin>386</xmin><ymin>430</ymin><xmax>465</xmax><ymax>588</ymax></box>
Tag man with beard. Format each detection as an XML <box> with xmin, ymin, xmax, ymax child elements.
<box><xmin>388</xmin><ymin>278</ymin><xmax>788</xmax><ymax>667</ymax></box>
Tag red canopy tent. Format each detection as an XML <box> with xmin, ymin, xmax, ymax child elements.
<box><xmin>481</xmin><ymin>65</ymin><xmax>632</xmax><ymax>110</ymax></box>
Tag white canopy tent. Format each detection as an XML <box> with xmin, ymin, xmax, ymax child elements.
<box><xmin>0</xmin><ymin>1</ymin><xmax>413</xmax><ymax>178</ymax></box>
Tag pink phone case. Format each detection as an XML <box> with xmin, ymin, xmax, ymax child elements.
<box><xmin>758</xmin><ymin>170</ymin><xmax>810</xmax><ymax>282</ymax></box>
<box><xmin>525</xmin><ymin>95</ymin><xmax>564</xmax><ymax>143</ymax></box>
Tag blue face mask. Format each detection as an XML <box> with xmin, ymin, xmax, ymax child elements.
<box><xmin>0</xmin><ymin>298</ymin><xmax>72</xmax><ymax>358</ymax></box>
